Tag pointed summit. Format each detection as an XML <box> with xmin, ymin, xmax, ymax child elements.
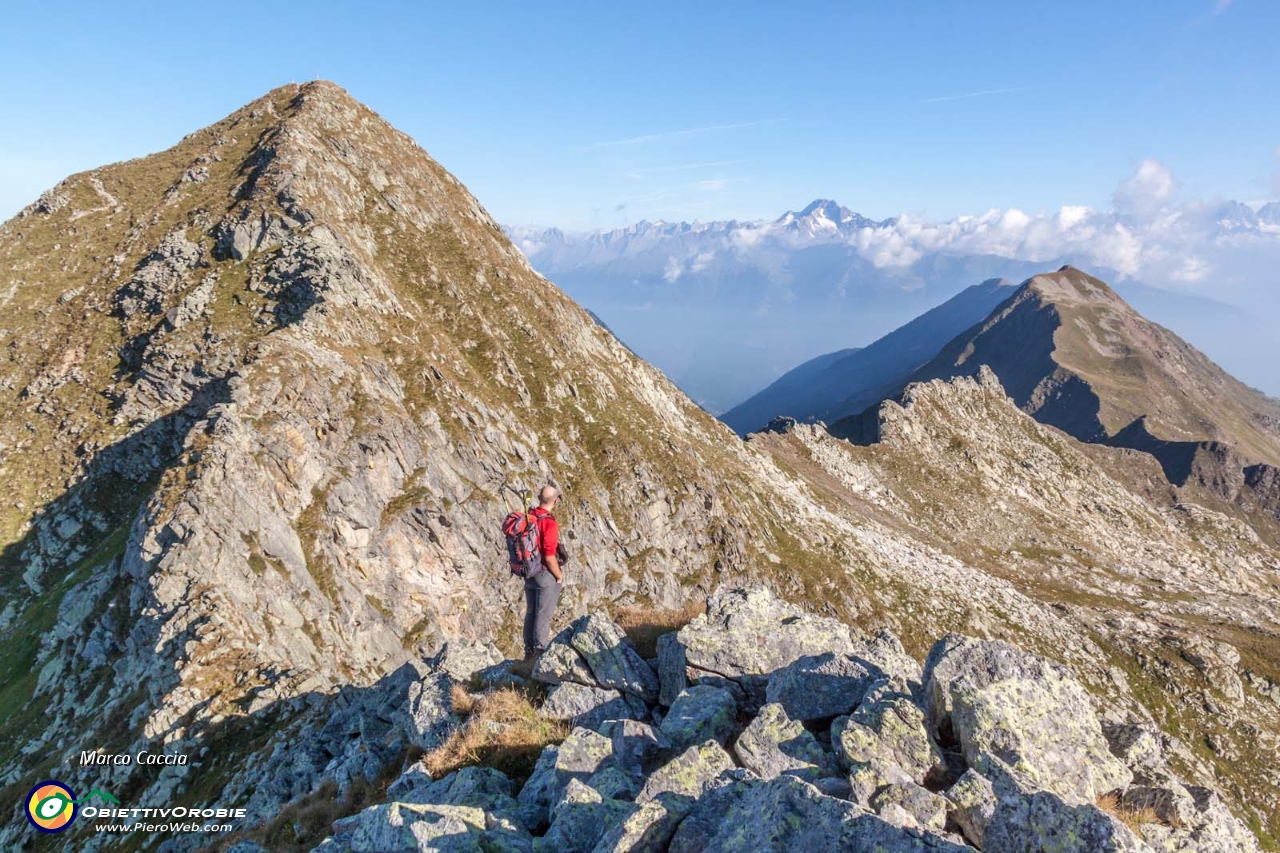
<box><xmin>834</xmin><ymin>266</ymin><xmax>1280</xmax><ymax>484</ymax></box>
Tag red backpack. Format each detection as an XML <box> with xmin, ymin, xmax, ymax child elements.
<box><xmin>502</xmin><ymin>509</ymin><xmax>544</xmax><ymax>578</ymax></box>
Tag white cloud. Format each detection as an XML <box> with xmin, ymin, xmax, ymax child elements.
<box><xmin>662</xmin><ymin>256</ymin><xmax>683</xmax><ymax>282</ymax></box>
<box><xmin>1113</xmin><ymin>159</ymin><xmax>1177</xmax><ymax>216</ymax></box>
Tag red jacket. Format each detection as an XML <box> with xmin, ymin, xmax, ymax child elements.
<box><xmin>531</xmin><ymin>506</ymin><xmax>558</xmax><ymax>558</ymax></box>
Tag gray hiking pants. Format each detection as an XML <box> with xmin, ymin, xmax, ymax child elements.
<box><xmin>523</xmin><ymin>570</ymin><xmax>562</xmax><ymax>656</ymax></box>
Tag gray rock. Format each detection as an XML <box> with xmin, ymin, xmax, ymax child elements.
<box><xmin>330</xmin><ymin>802</ymin><xmax>486</xmax><ymax>852</ymax></box>
<box><xmin>584</xmin><ymin>764</ymin><xmax>640</xmax><ymax>801</ymax></box>
<box><xmin>921</xmin><ymin>634</ymin><xmax>1057</xmax><ymax>737</ymax></box>
<box><xmin>658</xmin><ymin>685</ymin><xmax>737</xmax><ymax>751</ymax></box>
<box><xmin>636</xmin><ymin>740</ymin><xmax>735</xmax><ymax>804</ymax></box>
<box><xmin>945</xmin><ymin>768</ymin><xmax>998</xmax><ymax>848</ymax></box>
<box><xmin>871</xmin><ymin>781</ymin><xmax>949</xmax><ymax>832</ymax></box>
<box><xmin>764</xmin><ymin>652</ymin><xmax>879</xmax><ymax>720</ymax></box>
<box><xmin>600</xmin><ymin>720</ymin><xmax>670</xmax><ymax>778</ymax></box>
<box><xmin>432</xmin><ymin>640</ymin><xmax>506</xmax><ymax>685</ymax></box>
<box><xmin>656</xmin><ymin>632</ymin><xmax>688</xmax><ymax>707</ymax></box>
<box><xmin>983</xmin><ymin>789</ymin><xmax>1151</xmax><ymax>853</ymax></box>
<box><xmin>532</xmin><ymin>627</ymin><xmax>598</xmax><ymax>687</ymax></box>
<box><xmin>683</xmin><ymin>774</ymin><xmax>971</xmax><ymax>853</ymax></box>
<box><xmin>676</xmin><ymin>587</ymin><xmax>855</xmax><ymax>683</ymax></box>
<box><xmin>515</xmin><ymin>728</ymin><xmax>615</xmax><ymax>831</ymax></box>
<box><xmin>397</xmin><ymin>670</ymin><xmax>457</xmax><ymax>752</ymax></box>
<box><xmin>537</xmin><ymin>779</ymin><xmax>637</xmax><ymax>853</ymax></box>
<box><xmin>732</xmin><ymin>702</ymin><xmax>838</xmax><ymax>781</ymax></box>
<box><xmin>832</xmin><ymin>677</ymin><xmax>943</xmax><ymax>785</ymax></box>
<box><xmin>570</xmin><ymin>614</ymin><xmax>661</xmax><ymax>703</ymax></box>
<box><xmin>950</xmin><ymin>670</ymin><xmax>1132</xmax><ymax>804</ymax></box>
<box><xmin>542</xmin><ymin>682</ymin><xmax>646</xmax><ymax>731</ymax></box>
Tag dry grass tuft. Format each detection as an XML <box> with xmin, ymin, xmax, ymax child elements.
<box><xmin>1097</xmin><ymin>792</ymin><xmax>1163</xmax><ymax>835</ymax></box>
<box><xmin>423</xmin><ymin>686</ymin><xmax>567</xmax><ymax>785</ymax></box>
<box><xmin>613</xmin><ymin>599</ymin><xmax>706</xmax><ymax>658</ymax></box>
<box><xmin>450</xmin><ymin>682</ymin><xmax>478</xmax><ymax>717</ymax></box>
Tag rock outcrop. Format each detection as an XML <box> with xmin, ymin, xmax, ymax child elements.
<box><xmin>313</xmin><ymin>587</ymin><xmax>1258</xmax><ymax>853</ymax></box>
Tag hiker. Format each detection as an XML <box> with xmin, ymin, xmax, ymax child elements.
<box><xmin>522</xmin><ymin>485</ymin><xmax>565</xmax><ymax>659</ymax></box>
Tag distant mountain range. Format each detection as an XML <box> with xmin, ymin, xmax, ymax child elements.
<box><xmin>508</xmin><ymin>200</ymin><xmax>1261</xmax><ymax>413</ymax></box>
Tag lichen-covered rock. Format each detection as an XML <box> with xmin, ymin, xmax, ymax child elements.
<box><xmin>542</xmin><ymin>682</ymin><xmax>646</xmax><ymax>731</ymax></box>
<box><xmin>584</xmin><ymin>764</ymin><xmax>640</xmax><ymax>801</ymax></box>
<box><xmin>533</xmin><ymin>627</ymin><xmax>598</xmax><ymax>687</ymax></box>
<box><xmin>983</xmin><ymin>789</ymin><xmax>1151</xmax><ymax>853</ymax></box>
<box><xmin>684</xmin><ymin>774</ymin><xmax>971</xmax><ymax>853</ymax></box>
<box><xmin>570</xmin><ymin>614</ymin><xmax>661</xmax><ymax>703</ymax></box>
<box><xmin>635</xmin><ymin>740</ymin><xmax>735</xmax><ymax>804</ymax></box>
<box><xmin>945</xmin><ymin>768</ymin><xmax>998</xmax><ymax>848</ymax></box>
<box><xmin>666</xmin><ymin>771</ymin><xmax>758</xmax><ymax>853</ymax></box>
<box><xmin>590</xmin><ymin>794</ymin><xmax>687</xmax><ymax>853</ymax></box>
<box><xmin>537</xmin><ymin>779</ymin><xmax>638</xmax><ymax>853</ymax></box>
<box><xmin>656</xmin><ymin>632</ymin><xmax>688</xmax><ymax>707</ymax></box>
<box><xmin>600</xmin><ymin>720</ymin><xmax>670</xmax><ymax>779</ymax></box>
<box><xmin>871</xmin><ymin>782</ymin><xmax>949</xmax><ymax>832</ymax></box>
<box><xmin>329</xmin><ymin>802</ymin><xmax>486</xmax><ymax>852</ymax></box>
<box><xmin>397</xmin><ymin>670</ymin><xmax>457</xmax><ymax>752</ymax></box>
<box><xmin>851</xmin><ymin>629</ymin><xmax>924</xmax><ymax>689</ymax></box>
<box><xmin>732</xmin><ymin>702</ymin><xmax>838</xmax><ymax>781</ymax></box>
<box><xmin>950</xmin><ymin>671</ymin><xmax>1132</xmax><ymax>804</ymax></box>
<box><xmin>389</xmin><ymin>765</ymin><xmax>516</xmax><ymax>813</ymax></box>
<box><xmin>922</xmin><ymin>635</ymin><xmax>1057</xmax><ymax>736</ymax></box>
<box><xmin>659</xmin><ymin>685</ymin><xmax>737</xmax><ymax>751</ymax></box>
<box><xmin>1123</xmin><ymin>783</ymin><xmax>1258</xmax><ymax>853</ymax></box>
<box><xmin>676</xmin><ymin>587</ymin><xmax>855</xmax><ymax>683</ymax></box>
<box><xmin>516</xmin><ymin>729</ymin><xmax>616</xmax><ymax>831</ymax></box>
<box><xmin>832</xmin><ymin>678</ymin><xmax>943</xmax><ymax>785</ymax></box>
<box><xmin>431</xmin><ymin>640</ymin><xmax>506</xmax><ymax>685</ymax></box>
<box><xmin>764</xmin><ymin>652</ymin><xmax>879</xmax><ymax>720</ymax></box>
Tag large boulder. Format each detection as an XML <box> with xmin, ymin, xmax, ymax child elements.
<box><xmin>659</xmin><ymin>685</ymin><xmax>738</xmax><ymax>751</ymax></box>
<box><xmin>950</xmin><ymin>672</ymin><xmax>1132</xmax><ymax>804</ymax></box>
<box><xmin>983</xmin><ymin>789</ymin><xmax>1151</xmax><ymax>853</ymax></box>
<box><xmin>832</xmin><ymin>678</ymin><xmax>944</xmax><ymax>790</ymax></box>
<box><xmin>765</xmin><ymin>652</ymin><xmax>880</xmax><ymax>721</ymax></box>
<box><xmin>921</xmin><ymin>635</ymin><xmax>1056</xmax><ymax>737</ymax></box>
<box><xmin>532</xmin><ymin>627</ymin><xmax>597</xmax><ymax>687</ymax></box>
<box><xmin>851</xmin><ymin>630</ymin><xmax>924</xmax><ymax>689</ymax></box>
<box><xmin>515</xmin><ymin>728</ymin><xmax>616</xmax><ymax>831</ymax></box>
<box><xmin>666</xmin><ymin>772</ymin><xmax>758</xmax><ymax>853</ymax></box>
<box><xmin>600</xmin><ymin>720</ymin><xmax>671</xmax><ymax>779</ymax></box>
<box><xmin>570</xmin><ymin>614</ymin><xmax>661</xmax><ymax>703</ymax></box>
<box><xmin>676</xmin><ymin>587</ymin><xmax>855</xmax><ymax>686</ymax></box>
<box><xmin>732</xmin><ymin>702</ymin><xmax>839</xmax><ymax>781</ymax></box>
<box><xmin>678</xmin><ymin>774</ymin><xmax>971</xmax><ymax>853</ymax></box>
<box><xmin>542</xmin><ymin>682</ymin><xmax>647</xmax><ymax>732</ymax></box>
<box><xmin>329</xmin><ymin>802</ymin><xmax>486</xmax><ymax>852</ymax></box>
<box><xmin>870</xmin><ymin>782</ymin><xmax>950</xmax><ymax>832</ymax></box>
<box><xmin>635</xmin><ymin>740</ymin><xmax>736</xmax><ymax>804</ymax></box>
<box><xmin>536</xmin><ymin>779</ymin><xmax>637</xmax><ymax>853</ymax></box>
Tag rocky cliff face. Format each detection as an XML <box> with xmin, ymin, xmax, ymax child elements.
<box><xmin>0</xmin><ymin>84</ymin><xmax>1276</xmax><ymax>851</ymax></box>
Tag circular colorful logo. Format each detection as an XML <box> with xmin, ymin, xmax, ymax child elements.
<box><xmin>26</xmin><ymin>780</ymin><xmax>77</xmax><ymax>833</ymax></box>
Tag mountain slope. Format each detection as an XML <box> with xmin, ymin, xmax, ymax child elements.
<box><xmin>833</xmin><ymin>267</ymin><xmax>1280</xmax><ymax>487</ymax></box>
<box><xmin>721</xmin><ymin>277</ymin><xmax>1017</xmax><ymax>434</ymax></box>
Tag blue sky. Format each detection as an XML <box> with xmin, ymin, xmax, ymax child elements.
<box><xmin>1</xmin><ymin>1</ymin><xmax>1277</xmax><ymax>229</ymax></box>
